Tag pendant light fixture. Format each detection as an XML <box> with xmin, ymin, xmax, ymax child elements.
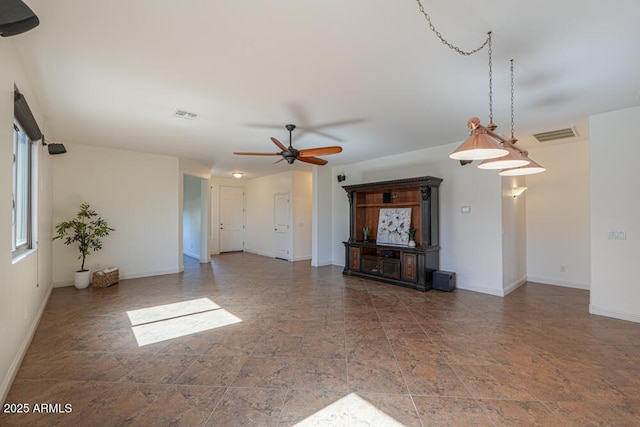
<box><xmin>478</xmin><ymin>60</ymin><xmax>530</xmax><ymax>170</ymax></box>
<box><xmin>499</xmin><ymin>158</ymin><xmax>546</xmax><ymax>176</ymax></box>
<box><xmin>414</xmin><ymin>0</ymin><xmax>545</xmax><ymax>175</ymax></box>
<box><xmin>496</xmin><ymin>60</ymin><xmax>546</xmax><ymax>176</ymax></box>
<box><xmin>449</xmin><ymin>33</ymin><xmax>508</xmax><ymax>161</ymax></box>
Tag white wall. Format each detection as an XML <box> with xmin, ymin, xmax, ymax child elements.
<box><xmin>501</xmin><ymin>176</ymin><xmax>527</xmax><ymax>294</ymax></box>
<box><xmin>329</xmin><ymin>143</ymin><xmax>507</xmax><ymax>296</ymax></box>
<box><xmin>0</xmin><ymin>41</ymin><xmax>54</xmax><ymax>404</ymax></box>
<box><xmin>292</xmin><ymin>171</ymin><xmax>312</xmax><ymax>261</ymax></box>
<box><xmin>52</xmin><ymin>143</ymin><xmax>181</xmax><ymax>285</ymax></box>
<box><xmin>590</xmin><ymin>106</ymin><xmax>640</xmax><ymax>323</ymax></box>
<box><xmin>183</xmin><ymin>174</ymin><xmax>201</xmax><ymax>259</ymax></box>
<box><xmin>244</xmin><ymin>170</ymin><xmax>312</xmax><ymax>260</ymax></box>
<box><xmin>525</xmin><ymin>140</ymin><xmax>590</xmax><ymax>289</ymax></box>
<box><xmin>312</xmin><ymin>167</ymin><xmax>333</xmax><ymax>266</ymax></box>
<box><xmin>245</xmin><ymin>172</ymin><xmax>292</xmax><ymax>257</ymax></box>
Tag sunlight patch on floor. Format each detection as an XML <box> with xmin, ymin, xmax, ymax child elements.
<box><xmin>127</xmin><ymin>297</ymin><xmax>220</xmax><ymax>325</ymax></box>
<box><xmin>126</xmin><ymin>298</ymin><xmax>241</xmax><ymax>346</ymax></box>
<box><xmin>294</xmin><ymin>393</ymin><xmax>403</xmax><ymax>426</ymax></box>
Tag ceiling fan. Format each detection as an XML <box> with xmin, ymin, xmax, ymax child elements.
<box><xmin>234</xmin><ymin>124</ymin><xmax>342</xmax><ymax>165</ymax></box>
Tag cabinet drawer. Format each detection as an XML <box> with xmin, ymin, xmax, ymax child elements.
<box><xmin>350</xmin><ymin>247</ymin><xmax>361</xmax><ymax>271</ymax></box>
<box><xmin>402</xmin><ymin>253</ymin><xmax>417</xmax><ymax>281</ymax></box>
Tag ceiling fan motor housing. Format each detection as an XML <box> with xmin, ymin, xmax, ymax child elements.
<box><xmin>284</xmin><ymin>148</ymin><xmax>299</xmax><ymax>164</ymax></box>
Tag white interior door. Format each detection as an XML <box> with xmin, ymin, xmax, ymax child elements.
<box><xmin>274</xmin><ymin>193</ymin><xmax>290</xmax><ymax>260</ymax></box>
<box><xmin>219</xmin><ymin>186</ymin><xmax>244</xmax><ymax>252</ymax></box>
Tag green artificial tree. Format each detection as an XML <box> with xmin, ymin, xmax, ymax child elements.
<box><xmin>53</xmin><ymin>202</ymin><xmax>114</xmax><ymax>272</ymax></box>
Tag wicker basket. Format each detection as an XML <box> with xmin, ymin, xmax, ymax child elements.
<box><xmin>92</xmin><ymin>268</ymin><xmax>119</xmax><ymax>288</ymax></box>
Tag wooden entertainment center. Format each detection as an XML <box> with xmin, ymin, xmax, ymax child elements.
<box><xmin>342</xmin><ymin>176</ymin><xmax>442</xmax><ymax>291</ymax></box>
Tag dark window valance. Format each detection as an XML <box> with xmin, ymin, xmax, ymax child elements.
<box><xmin>14</xmin><ymin>88</ymin><xmax>43</xmax><ymax>141</ymax></box>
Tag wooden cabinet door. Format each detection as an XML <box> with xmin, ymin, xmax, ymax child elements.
<box><xmin>350</xmin><ymin>247</ymin><xmax>361</xmax><ymax>271</ymax></box>
<box><xmin>380</xmin><ymin>259</ymin><xmax>401</xmax><ymax>279</ymax></box>
<box><xmin>402</xmin><ymin>253</ymin><xmax>417</xmax><ymax>281</ymax></box>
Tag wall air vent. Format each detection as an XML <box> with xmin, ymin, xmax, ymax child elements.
<box><xmin>173</xmin><ymin>109</ymin><xmax>199</xmax><ymax>120</ymax></box>
<box><xmin>532</xmin><ymin>127</ymin><xmax>577</xmax><ymax>142</ymax></box>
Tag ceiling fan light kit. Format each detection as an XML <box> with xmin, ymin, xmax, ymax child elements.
<box><xmin>414</xmin><ymin>1</ymin><xmax>545</xmax><ymax>176</ymax></box>
<box><xmin>234</xmin><ymin>124</ymin><xmax>342</xmax><ymax>166</ymax></box>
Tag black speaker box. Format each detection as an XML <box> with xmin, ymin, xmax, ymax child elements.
<box><xmin>48</xmin><ymin>143</ymin><xmax>67</xmax><ymax>155</ymax></box>
<box><xmin>433</xmin><ymin>270</ymin><xmax>456</xmax><ymax>292</ymax></box>
<box><xmin>382</xmin><ymin>192</ymin><xmax>391</xmax><ymax>203</ymax></box>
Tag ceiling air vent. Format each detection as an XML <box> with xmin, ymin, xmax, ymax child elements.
<box><xmin>532</xmin><ymin>127</ymin><xmax>577</xmax><ymax>142</ymax></box>
<box><xmin>173</xmin><ymin>109</ymin><xmax>198</xmax><ymax>120</ymax></box>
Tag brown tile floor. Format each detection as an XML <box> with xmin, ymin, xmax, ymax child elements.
<box><xmin>2</xmin><ymin>253</ymin><xmax>640</xmax><ymax>426</ymax></box>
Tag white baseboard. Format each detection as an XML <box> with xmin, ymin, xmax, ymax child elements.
<box><xmin>503</xmin><ymin>276</ymin><xmax>527</xmax><ymax>296</ymax></box>
<box><xmin>292</xmin><ymin>255</ymin><xmax>312</xmax><ymax>262</ymax></box>
<box><xmin>120</xmin><ymin>268</ymin><xmax>182</xmax><ymax>280</ymax></box>
<box><xmin>312</xmin><ymin>259</ymin><xmax>333</xmax><ymax>267</ymax></box>
<box><xmin>1</xmin><ymin>286</ymin><xmax>52</xmax><ymax>405</ymax></box>
<box><xmin>456</xmin><ymin>283</ymin><xmax>505</xmax><ymax>297</ymax></box>
<box><xmin>53</xmin><ymin>267</ymin><xmax>183</xmax><ymax>288</ymax></box>
<box><xmin>589</xmin><ymin>305</ymin><xmax>640</xmax><ymax>324</ymax></box>
<box><xmin>52</xmin><ymin>280</ymin><xmax>73</xmax><ymax>288</ymax></box>
<box><xmin>527</xmin><ymin>276</ymin><xmax>590</xmax><ymax>290</ymax></box>
<box><xmin>242</xmin><ymin>249</ymin><xmax>275</xmax><ymax>258</ymax></box>
<box><xmin>183</xmin><ymin>250</ymin><xmax>200</xmax><ymax>260</ymax></box>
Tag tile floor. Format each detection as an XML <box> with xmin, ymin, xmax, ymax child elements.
<box><xmin>2</xmin><ymin>253</ymin><xmax>640</xmax><ymax>426</ymax></box>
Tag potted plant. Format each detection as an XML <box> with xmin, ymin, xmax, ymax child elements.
<box><xmin>362</xmin><ymin>226</ymin><xmax>370</xmax><ymax>242</ymax></box>
<box><xmin>53</xmin><ymin>202</ymin><xmax>114</xmax><ymax>289</ymax></box>
<box><xmin>408</xmin><ymin>228</ymin><xmax>417</xmax><ymax>247</ymax></box>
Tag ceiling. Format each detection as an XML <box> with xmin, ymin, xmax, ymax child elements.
<box><xmin>12</xmin><ymin>0</ymin><xmax>640</xmax><ymax>179</ymax></box>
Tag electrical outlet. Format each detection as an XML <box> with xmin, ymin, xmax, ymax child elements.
<box><xmin>607</xmin><ymin>230</ymin><xmax>627</xmax><ymax>240</ymax></box>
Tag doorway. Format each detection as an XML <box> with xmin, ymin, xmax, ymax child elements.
<box><xmin>182</xmin><ymin>174</ymin><xmax>209</xmax><ymax>264</ymax></box>
<box><xmin>274</xmin><ymin>193</ymin><xmax>291</xmax><ymax>260</ymax></box>
<box><xmin>219</xmin><ymin>186</ymin><xmax>244</xmax><ymax>252</ymax></box>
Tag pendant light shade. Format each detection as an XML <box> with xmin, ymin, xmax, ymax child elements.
<box><xmin>449</xmin><ymin>127</ymin><xmax>508</xmax><ymax>161</ymax></box>
<box><xmin>499</xmin><ymin>158</ymin><xmax>546</xmax><ymax>176</ymax></box>
<box><xmin>478</xmin><ymin>143</ymin><xmax>530</xmax><ymax>170</ymax></box>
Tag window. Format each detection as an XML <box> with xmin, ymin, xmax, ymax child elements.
<box><xmin>12</xmin><ymin>120</ymin><xmax>32</xmax><ymax>256</ymax></box>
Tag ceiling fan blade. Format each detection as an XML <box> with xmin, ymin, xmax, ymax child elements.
<box><xmin>298</xmin><ymin>146</ymin><xmax>343</xmax><ymax>157</ymax></box>
<box><xmin>270</xmin><ymin>137</ymin><xmax>287</xmax><ymax>151</ymax></box>
<box><xmin>273</xmin><ymin>157</ymin><xmax>285</xmax><ymax>165</ymax></box>
<box><xmin>233</xmin><ymin>152</ymin><xmax>280</xmax><ymax>156</ymax></box>
<box><xmin>298</xmin><ymin>156</ymin><xmax>328</xmax><ymax>166</ymax></box>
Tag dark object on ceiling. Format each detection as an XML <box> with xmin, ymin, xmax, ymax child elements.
<box><xmin>337</xmin><ymin>174</ymin><xmax>346</xmax><ymax>182</ymax></box>
<box><xmin>459</xmin><ymin>160</ymin><xmax>473</xmax><ymax>166</ymax></box>
<box><xmin>0</xmin><ymin>0</ymin><xmax>39</xmax><ymax>37</ymax></box>
<box><xmin>234</xmin><ymin>124</ymin><xmax>342</xmax><ymax>166</ymax></box>
<box><xmin>47</xmin><ymin>143</ymin><xmax>67</xmax><ymax>155</ymax></box>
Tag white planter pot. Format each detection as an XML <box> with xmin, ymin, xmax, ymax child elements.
<box><xmin>74</xmin><ymin>270</ymin><xmax>91</xmax><ymax>289</ymax></box>
<box><xmin>408</xmin><ymin>240</ymin><xmax>416</xmax><ymax>247</ymax></box>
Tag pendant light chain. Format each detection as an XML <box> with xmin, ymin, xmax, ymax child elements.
<box><xmin>510</xmin><ymin>59</ymin><xmax>515</xmax><ymax>140</ymax></box>
<box><xmin>414</xmin><ymin>0</ymin><xmax>490</xmax><ymax>56</ymax></box>
<box><xmin>488</xmin><ymin>33</ymin><xmax>494</xmax><ymax>127</ymax></box>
